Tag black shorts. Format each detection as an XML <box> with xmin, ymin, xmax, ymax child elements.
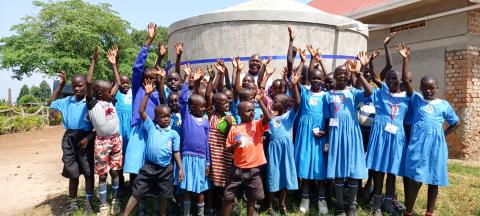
<box><xmin>132</xmin><ymin>162</ymin><xmax>174</xmax><ymax>199</ymax></box>
<box><xmin>224</xmin><ymin>165</ymin><xmax>264</xmax><ymax>201</ymax></box>
<box><xmin>61</xmin><ymin>130</ymin><xmax>94</xmax><ymax>178</ymax></box>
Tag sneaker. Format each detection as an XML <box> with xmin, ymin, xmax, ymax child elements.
<box><xmin>266</xmin><ymin>207</ymin><xmax>275</xmax><ymax>216</ymax></box>
<box><xmin>299</xmin><ymin>198</ymin><xmax>310</xmax><ymax>214</ymax></box>
<box><xmin>85</xmin><ymin>201</ymin><xmax>93</xmax><ymax>215</ymax></box>
<box><xmin>346</xmin><ymin>204</ymin><xmax>358</xmax><ymax>216</ymax></box>
<box><xmin>383</xmin><ymin>197</ymin><xmax>394</xmax><ymax>214</ymax></box>
<box><xmin>65</xmin><ymin>198</ymin><xmax>78</xmax><ymax>215</ymax></box>
<box><xmin>98</xmin><ymin>204</ymin><xmax>110</xmax><ymax>216</ymax></box>
<box><xmin>110</xmin><ymin>199</ymin><xmax>121</xmax><ymax>215</ymax></box>
<box><xmin>372</xmin><ymin>195</ymin><xmax>383</xmax><ymax>216</ymax></box>
<box><xmin>318</xmin><ymin>200</ymin><xmax>329</xmax><ymax>216</ymax></box>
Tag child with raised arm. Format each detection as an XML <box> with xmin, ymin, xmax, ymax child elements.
<box><xmin>265</xmin><ymin>68</ymin><xmax>302</xmax><ymax>215</ymax></box>
<box><xmin>179</xmin><ymin>67</ymin><xmax>210</xmax><ymax>216</ymax></box>
<box><xmin>48</xmin><ymin>70</ymin><xmax>95</xmax><ymax>214</ymax></box>
<box><xmin>85</xmin><ymin>47</ymin><xmax>123</xmax><ymax>215</ymax></box>
<box><xmin>163</xmin><ymin>42</ymin><xmax>183</xmax><ymax>98</ymax></box>
<box><xmin>358</xmin><ymin>50</ymin><xmax>410</xmax><ymax>215</ymax></box>
<box><xmin>398</xmin><ymin>44</ymin><xmax>460</xmax><ymax>216</ymax></box>
<box><xmin>123</xmin><ymin>79</ymin><xmax>183</xmax><ymax>216</ymax></box>
<box><xmin>223</xmin><ymin>89</ymin><xmax>271</xmax><ymax>216</ymax></box>
<box><xmin>292</xmin><ymin>48</ymin><xmax>329</xmax><ymax>215</ymax></box>
<box><xmin>124</xmin><ymin>23</ymin><xmax>161</xmax><ymax>180</ymax></box>
<box><xmin>324</xmin><ymin>60</ymin><xmax>371</xmax><ymax>215</ymax></box>
<box><xmin>106</xmin><ymin>45</ymin><xmax>131</xmax><ymax>190</ymax></box>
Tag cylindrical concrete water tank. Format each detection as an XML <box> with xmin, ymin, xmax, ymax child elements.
<box><xmin>167</xmin><ymin>0</ymin><xmax>368</xmax><ymax>78</ymax></box>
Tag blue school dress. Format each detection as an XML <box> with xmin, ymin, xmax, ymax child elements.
<box><xmin>365</xmin><ymin>89</ymin><xmax>409</xmax><ymax>176</ymax></box>
<box><xmin>268</xmin><ymin>110</ymin><xmax>299</xmax><ymax>192</ymax></box>
<box><xmin>324</xmin><ymin>88</ymin><xmax>368</xmax><ymax>179</ymax></box>
<box><xmin>404</xmin><ymin>92</ymin><xmax>459</xmax><ymax>186</ymax></box>
<box><xmin>115</xmin><ymin>89</ymin><xmax>132</xmax><ymax>150</ymax></box>
<box><xmin>294</xmin><ymin>86</ymin><xmax>328</xmax><ymax>180</ymax></box>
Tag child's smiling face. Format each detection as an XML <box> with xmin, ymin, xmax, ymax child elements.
<box><xmin>420</xmin><ymin>76</ymin><xmax>439</xmax><ymax>100</ymax></box>
<box><xmin>385</xmin><ymin>70</ymin><xmax>400</xmax><ymax>92</ymax></box>
<box><xmin>214</xmin><ymin>93</ymin><xmax>230</xmax><ymax>113</ymax></box>
<box><xmin>119</xmin><ymin>75</ymin><xmax>131</xmax><ymax>94</ymax></box>
<box><xmin>167</xmin><ymin>72</ymin><xmax>181</xmax><ymax>92</ymax></box>
<box><xmin>72</xmin><ymin>75</ymin><xmax>87</xmax><ymax>100</ymax></box>
<box><xmin>334</xmin><ymin>65</ymin><xmax>350</xmax><ymax>85</ymax></box>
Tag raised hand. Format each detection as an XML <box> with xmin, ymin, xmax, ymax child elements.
<box><xmin>396</xmin><ymin>44</ymin><xmax>410</xmax><ymax>58</ymax></box>
<box><xmin>175</xmin><ymin>41</ymin><xmax>184</xmax><ymax>56</ymax></box>
<box><xmin>291</xmin><ymin>68</ymin><xmax>303</xmax><ymax>85</ymax></box>
<box><xmin>214</xmin><ymin>60</ymin><xmax>225</xmax><ymax>74</ymax></box>
<box><xmin>193</xmin><ymin>67</ymin><xmax>205</xmax><ymax>81</ymax></box>
<box><xmin>265</xmin><ymin>66</ymin><xmax>276</xmax><ymax>76</ymax></box>
<box><xmin>370</xmin><ymin>49</ymin><xmax>381</xmax><ymax>60</ymax></box>
<box><xmin>147</xmin><ymin>22</ymin><xmax>157</xmax><ymax>39</ymax></box>
<box><xmin>158</xmin><ymin>42</ymin><xmax>167</xmax><ymax>58</ymax></box>
<box><xmin>91</xmin><ymin>46</ymin><xmax>99</xmax><ymax>62</ymax></box>
<box><xmin>181</xmin><ymin>63</ymin><xmax>192</xmax><ymax>77</ymax></box>
<box><xmin>288</xmin><ymin>26</ymin><xmax>295</xmax><ymax>41</ymax></box>
<box><xmin>231</xmin><ymin>57</ymin><xmax>244</xmax><ymax>71</ymax></box>
<box><xmin>357</xmin><ymin>51</ymin><xmax>370</xmax><ymax>66</ymax></box>
<box><xmin>298</xmin><ymin>48</ymin><xmax>307</xmax><ymax>62</ymax></box>
<box><xmin>384</xmin><ymin>32</ymin><xmax>396</xmax><ymax>45</ymax></box>
<box><xmin>307</xmin><ymin>44</ymin><xmax>318</xmax><ymax>57</ymax></box>
<box><xmin>262</xmin><ymin>56</ymin><xmax>272</xmax><ymax>66</ymax></box>
<box><xmin>59</xmin><ymin>70</ymin><xmax>67</xmax><ymax>85</ymax></box>
<box><xmin>346</xmin><ymin>59</ymin><xmax>362</xmax><ymax>75</ymax></box>
<box><xmin>153</xmin><ymin>66</ymin><xmax>166</xmax><ymax>78</ymax></box>
<box><xmin>281</xmin><ymin>66</ymin><xmax>289</xmax><ymax>81</ymax></box>
<box><xmin>106</xmin><ymin>45</ymin><xmax>118</xmax><ymax>65</ymax></box>
<box><xmin>143</xmin><ymin>79</ymin><xmax>154</xmax><ymax>95</ymax></box>
<box><xmin>255</xmin><ymin>88</ymin><xmax>264</xmax><ymax>101</ymax></box>
<box><xmin>206</xmin><ymin>65</ymin><xmax>215</xmax><ymax>78</ymax></box>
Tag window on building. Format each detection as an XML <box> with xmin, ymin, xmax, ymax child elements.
<box><xmin>390</xmin><ymin>20</ymin><xmax>426</xmax><ymax>33</ymax></box>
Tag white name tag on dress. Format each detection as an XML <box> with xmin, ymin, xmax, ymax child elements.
<box><xmin>329</xmin><ymin>118</ymin><xmax>339</xmax><ymax>127</ymax></box>
<box><xmin>309</xmin><ymin>98</ymin><xmax>318</xmax><ymax>105</ymax></box>
<box><xmin>384</xmin><ymin>123</ymin><xmax>398</xmax><ymax>134</ymax></box>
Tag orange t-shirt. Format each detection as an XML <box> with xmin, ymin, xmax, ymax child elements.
<box><xmin>226</xmin><ymin>119</ymin><xmax>268</xmax><ymax>168</ymax></box>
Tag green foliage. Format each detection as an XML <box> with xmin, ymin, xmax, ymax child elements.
<box><xmin>0</xmin><ymin>0</ymin><xmax>137</xmax><ymax>81</ymax></box>
<box><xmin>30</xmin><ymin>86</ymin><xmax>41</xmax><ymax>98</ymax></box>
<box><xmin>17</xmin><ymin>84</ymin><xmax>30</xmax><ymax>101</ymax></box>
<box><xmin>49</xmin><ymin>110</ymin><xmax>62</xmax><ymax>126</ymax></box>
<box><xmin>38</xmin><ymin>80</ymin><xmax>52</xmax><ymax>101</ymax></box>
<box><xmin>0</xmin><ymin>115</ymin><xmax>45</xmax><ymax>135</ymax></box>
<box><xmin>17</xmin><ymin>94</ymin><xmax>41</xmax><ymax>104</ymax></box>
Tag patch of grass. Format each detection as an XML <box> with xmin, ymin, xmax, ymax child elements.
<box><xmin>0</xmin><ymin>115</ymin><xmax>46</xmax><ymax>135</ymax></box>
<box><xmin>19</xmin><ymin>162</ymin><xmax>480</xmax><ymax>216</ymax></box>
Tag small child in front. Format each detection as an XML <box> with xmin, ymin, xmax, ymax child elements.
<box><xmin>85</xmin><ymin>47</ymin><xmax>123</xmax><ymax>215</ymax></box>
<box><xmin>224</xmin><ymin>90</ymin><xmax>271</xmax><ymax>216</ymax></box>
<box><xmin>123</xmin><ymin>79</ymin><xmax>183</xmax><ymax>216</ymax></box>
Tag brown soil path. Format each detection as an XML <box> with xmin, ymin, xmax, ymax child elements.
<box><xmin>0</xmin><ymin>126</ymin><xmax>66</xmax><ymax>215</ymax></box>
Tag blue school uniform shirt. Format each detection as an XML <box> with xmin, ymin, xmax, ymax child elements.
<box><xmin>269</xmin><ymin>109</ymin><xmax>297</xmax><ymax>139</ymax></box>
<box><xmin>131</xmin><ymin>45</ymin><xmax>160</xmax><ymax>127</ymax></box>
<box><xmin>170</xmin><ymin>112</ymin><xmax>182</xmax><ymax>136</ymax></box>
<box><xmin>144</xmin><ymin>117</ymin><xmax>180</xmax><ymax>167</ymax></box>
<box><xmin>50</xmin><ymin>96</ymin><xmax>93</xmax><ymax>131</ymax></box>
<box><xmin>179</xmin><ymin>83</ymin><xmax>211</xmax><ymax>165</ymax></box>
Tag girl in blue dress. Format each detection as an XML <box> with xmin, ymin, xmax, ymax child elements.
<box><xmin>265</xmin><ymin>70</ymin><xmax>301</xmax><ymax>215</ymax></box>
<box><xmin>292</xmin><ymin>51</ymin><xmax>329</xmax><ymax>215</ymax></box>
<box><xmin>363</xmin><ymin>51</ymin><xmax>410</xmax><ymax>214</ymax></box>
<box><xmin>323</xmin><ymin>60</ymin><xmax>371</xmax><ymax>215</ymax></box>
<box><xmin>397</xmin><ymin>44</ymin><xmax>460</xmax><ymax>216</ymax></box>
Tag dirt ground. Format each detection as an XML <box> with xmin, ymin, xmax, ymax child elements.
<box><xmin>0</xmin><ymin>126</ymin><xmax>67</xmax><ymax>215</ymax></box>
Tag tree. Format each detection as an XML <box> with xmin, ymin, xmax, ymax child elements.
<box><xmin>17</xmin><ymin>85</ymin><xmax>30</xmax><ymax>102</ymax></box>
<box><xmin>30</xmin><ymin>86</ymin><xmax>41</xmax><ymax>99</ymax></box>
<box><xmin>17</xmin><ymin>94</ymin><xmax>40</xmax><ymax>104</ymax></box>
<box><xmin>0</xmin><ymin>0</ymin><xmax>139</xmax><ymax>81</ymax></box>
<box><xmin>38</xmin><ymin>80</ymin><xmax>52</xmax><ymax>102</ymax></box>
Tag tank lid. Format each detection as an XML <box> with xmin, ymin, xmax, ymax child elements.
<box><xmin>168</xmin><ymin>0</ymin><xmax>368</xmax><ymax>37</ymax></box>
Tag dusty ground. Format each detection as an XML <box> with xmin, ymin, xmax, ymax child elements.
<box><xmin>0</xmin><ymin>126</ymin><xmax>66</xmax><ymax>215</ymax></box>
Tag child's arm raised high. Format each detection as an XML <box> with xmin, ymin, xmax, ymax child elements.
<box><xmin>347</xmin><ymin>56</ymin><xmax>372</xmax><ymax>97</ymax></box>
<box><xmin>380</xmin><ymin>32</ymin><xmax>396</xmax><ymax>80</ymax></box>
<box><xmin>48</xmin><ymin>70</ymin><xmax>67</xmax><ymax>106</ymax></box>
<box><xmin>107</xmin><ymin>45</ymin><xmax>121</xmax><ymax>96</ymax></box>
<box><xmin>290</xmin><ymin>65</ymin><xmax>302</xmax><ymax>112</ymax></box>
<box><xmin>175</xmin><ymin>41</ymin><xmax>184</xmax><ymax>74</ymax></box>
<box><xmin>132</xmin><ymin>23</ymin><xmax>156</xmax><ymax>96</ymax></box>
<box><xmin>397</xmin><ymin>44</ymin><xmax>414</xmax><ymax>96</ymax></box>
<box><xmin>86</xmin><ymin>46</ymin><xmax>99</xmax><ymax>101</ymax></box>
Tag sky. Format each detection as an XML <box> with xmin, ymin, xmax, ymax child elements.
<box><xmin>0</xmin><ymin>0</ymin><xmax>311</xmax><ymax>101</ymax></box>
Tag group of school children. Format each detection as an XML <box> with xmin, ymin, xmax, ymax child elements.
<box><xmin>48</xmin><ymin>23</ymin><xmax>460</xmax><ymax>216</ymax></box>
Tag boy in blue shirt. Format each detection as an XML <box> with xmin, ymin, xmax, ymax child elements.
<box><xmin>48</xmin><ymin>70</ymin><xmax>95</xmax><ymax>214</ymax></box>
<box><xmin>123</xmin><ymin>79</ymin><xmax>183</xmax><ymax>216</ymax></box>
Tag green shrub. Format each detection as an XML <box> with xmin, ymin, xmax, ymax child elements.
<box><xmin>0</xmin><ymin>115</ymin><xmax>46</xmax><ymax>135</ymax></box>
<box><xmin>49</xmin><ymin>111</ymin><xmax>62</xmax><ymax>126</ymax></box>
